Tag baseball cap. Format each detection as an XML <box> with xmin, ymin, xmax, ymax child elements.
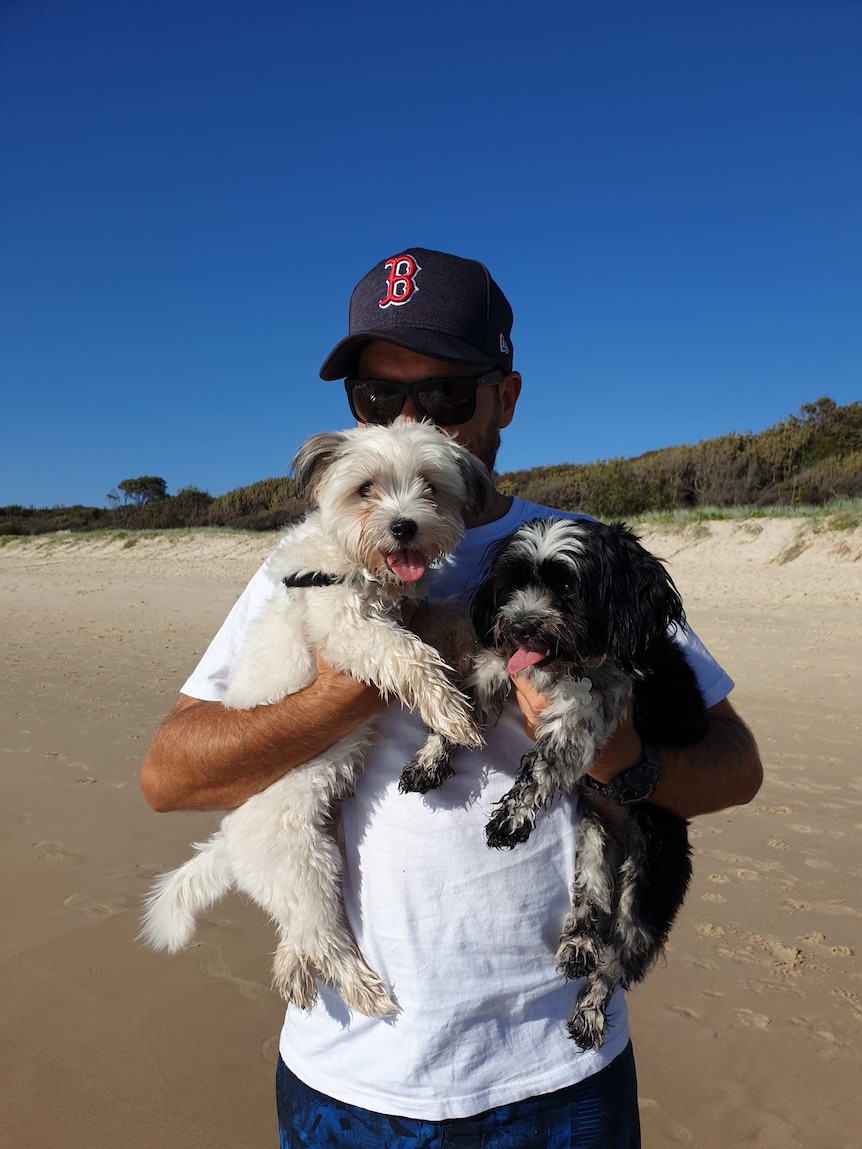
<box><xmin>319</xmin><ymin>248</ymin><xmax>514</xmax><ymax>380</ymax></box>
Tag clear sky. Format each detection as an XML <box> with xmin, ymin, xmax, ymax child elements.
<box><xmin>2</xmin><ymin>0</ymin><xmax>859</xmax><ymax>508</ymax></box>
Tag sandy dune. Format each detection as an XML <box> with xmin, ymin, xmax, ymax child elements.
<box><xmin>1</xmin><ymin>520</ymin><xmax>860</xmax><ymax>1147</ymax></box>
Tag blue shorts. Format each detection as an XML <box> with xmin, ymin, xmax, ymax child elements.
<box><xmin>276</xmin><ymin>1043</ymin><xmax>640</xmax><ymax>1148</ymax></box>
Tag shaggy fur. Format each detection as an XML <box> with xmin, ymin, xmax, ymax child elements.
<box><xmin>403</xmin><ymin>516</ymin><xmax>707</xmax><ymax>1049</ymax></box>
<box><xmin>140</xmin><ymin>419</ymin><xmax>494</xmax><ymax>1017</ymax></box>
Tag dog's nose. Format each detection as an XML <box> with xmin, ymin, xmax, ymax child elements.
<box><xmin>509</xmin><ymin>620</ymin><xmax>538</xmax><ymax>643</ymax></box>
<box><xmin>390</xmin><ymin>517</ymin><xmax>418</xmax><ymax>543</ymax></box>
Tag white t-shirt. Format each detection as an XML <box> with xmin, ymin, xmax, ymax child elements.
<box><xmin>182</xmin><ymin>498</ymin><xmax>733</xmax><ymax>1120</ymax></box>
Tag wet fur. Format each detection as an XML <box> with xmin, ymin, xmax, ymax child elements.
<box><xmin>141</xmin><ymin>420</ymin><xmax>493</xmax><ymax>1017</ymax></box>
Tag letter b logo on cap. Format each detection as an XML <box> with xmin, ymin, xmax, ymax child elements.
<box><xmin>379</xmin><ymin>254</ymin><xmax>421</xmax><ymax>308</ymax></box>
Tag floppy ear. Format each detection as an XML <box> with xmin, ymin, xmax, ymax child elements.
<box><xmin>470</xmin><ymin>533</ymin><xmax>515</xmax><ymax>642</ymax></box>
<box><xmin>456</xmin><ymin>450</ymin><xmax>496</xmax><ymax>518</ymax></box>
<box><xmin>601</xmin><ymin>522</ymin><xmax>687</xmax><ymax>676</ymax></box>
<box><xmin>470</xmin><ymin>575</ymin><xmax>500</xmax><ymax>644</ymax></box>
<box><xmin>291</xmin><ymin>432</ymin><xmax>346</xmax><ymax>507</ymax></box>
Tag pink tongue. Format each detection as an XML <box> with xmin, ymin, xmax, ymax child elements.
<box><xmin>507</xmin><ymin>646</ymin><xmax>549</xmax><ymax>674</ymax></box>
<box><xmin>386</xmin><ymin>549</ymin><xmax>427</xmax><ymax>582</ymax></box>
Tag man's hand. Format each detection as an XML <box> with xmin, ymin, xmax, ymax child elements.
<box><xmin>511</xmin><ymin>675</ymin><xmax>642</xmax><ymax>776</ymax></box>
<box><xmin>510</xmin><ymin>675</ymin><xmax>761</xmax><ymax>818</ymax></box>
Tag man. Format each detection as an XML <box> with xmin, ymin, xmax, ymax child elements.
<box><xmin>142</xmin><ymin>248</ymin><xmax>762</xmax><ymax>1147</ymax></box>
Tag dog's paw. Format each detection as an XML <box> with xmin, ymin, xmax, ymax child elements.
<box><xmin>272</xmin><ymin>951</ymin><xmax>319</xmax><ymax>1011</ymax></box>
<box><xmin>399</xmin><ymin>760</ymin><xmax>455</xmax><ymax>795</ymax></box>
<box><xmin>566</xmin><ymin>1005</ymin><xmax>606</xmax><ymax>1051</ymax></box>
<box><xmin>485</xmin><ymin>812</ymin><xmax>535</xmax><ymax>850</ymax></box>
<box><xmin>338</xmin><ymin>970</ymin><xmax>399</xmax><ymax>1019</ymax></box>
<box><xmin>555</xmin><ymin>937</ymin><xmax>600</xmax><ymax>980</ymax></box>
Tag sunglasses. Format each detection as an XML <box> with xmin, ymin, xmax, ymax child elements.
<box><xmin>344</xmin><ymin>370</ymin><xmax>504</xmax><ymax>427</ymax></box>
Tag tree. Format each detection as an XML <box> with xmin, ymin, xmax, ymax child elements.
<box><xmin>117</xmin><ymin>476</ymin><xmax>168</xmax><ymax>507</ymax></box>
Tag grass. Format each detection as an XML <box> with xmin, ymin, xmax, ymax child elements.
<box><xmin>634</xmin><ymin>498</ymin><xmax>862</xmax><ymax>529</ymax></box>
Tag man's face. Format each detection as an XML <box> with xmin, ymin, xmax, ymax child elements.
<box><xmin>355</xmin><ymin>342</ymin><xmax>521</xmax><ymax>472</ymax></box>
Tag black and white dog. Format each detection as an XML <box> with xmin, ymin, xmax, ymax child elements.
<box><xmin>401</xmin><ymin>516</ymin><xmax>707</xmax><ymax>1050</ymax></box>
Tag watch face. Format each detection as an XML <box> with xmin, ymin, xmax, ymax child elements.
<box><xmin>586</xmin><ymin>742</ymin><xmax>662</xmax><ymax>804</ymax></box>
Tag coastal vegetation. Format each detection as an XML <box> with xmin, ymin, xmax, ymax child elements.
<box><xmin>3</xmin><ymin>398</ymin><xmax>860</xmax><ymax>537</ymax></box>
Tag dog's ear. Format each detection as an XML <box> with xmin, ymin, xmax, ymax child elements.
<box><xmin>291</xmin><ymin>432</ymin><xmax>346</xmax><ymax>507</ymax></box>
<box><xmin>456</xmin><ymin>451</ymin><xmax>496</xmax><ymax>519</ymax></box>
<box><xmin>470</xmin><ymin>575</ymin><xmax>500</xmax><ymax>644</ymax></box>
<box><xmin>470</xmin><ymin>533</ymin><xmax>514</xmax><ymax>642</ymax></box>
<box><xmin>601</xmin><ymin>522</ymin><xmax>687</xmax><ymax>675</ymax></box>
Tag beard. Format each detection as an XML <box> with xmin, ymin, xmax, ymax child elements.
<box><xmin>468</xmin><ymin>423</ymin><xmax>501</xmax><ymax>473</ymax></box>
<box><xmin>463</xmin><ymin>388</ymin><xmax>502</xmax><ymax>472</ymax></box>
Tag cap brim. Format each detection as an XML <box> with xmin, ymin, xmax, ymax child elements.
<box><xmin>319</xmin><ymin>328</ymin><xmax>497</xmax><ymax>380</ymax></box>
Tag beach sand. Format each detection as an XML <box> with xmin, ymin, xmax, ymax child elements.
<box><xmin>1</xmin><ymin>520</ymin><xmax>860</xmax><ymax>1148</ymax></box>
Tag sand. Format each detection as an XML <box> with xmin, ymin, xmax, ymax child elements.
<box><xmin>1</xmin><ymin>520</ymin><xmax>860</xmax><ymax>1148</ymax></box>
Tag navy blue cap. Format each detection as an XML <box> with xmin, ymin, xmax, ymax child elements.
<box><xmin>319</xmin><ymin>248</ymin><xmax>514</xmax><ymax>380</ymax></box>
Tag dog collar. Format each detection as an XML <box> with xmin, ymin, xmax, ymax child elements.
<box><xmin>282</xmin><ymin>572</ymin><xmax>346</xmax><ymax>589</ymax></box>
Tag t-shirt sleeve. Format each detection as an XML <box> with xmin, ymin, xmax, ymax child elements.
<box><xmin>673</xmin><ymin>623</ymin><xmax>734</xmax><ymax>708</ymax></box>
<box><xmin>180</xmin><ymin>561</ymin><xmax>281</xmax><ymax>702</ymax></box>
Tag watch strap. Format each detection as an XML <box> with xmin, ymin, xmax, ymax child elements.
<box><xmin>582</xmin><ymin>740</ymin><xmax>663</xmax><ymax>805</ymax></box>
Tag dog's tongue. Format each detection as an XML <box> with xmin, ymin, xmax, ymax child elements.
<box><xmin>386</xmin><ymin>549</ymin><xmax>427</xmax><ymax>583</ymax></box>
<box><xmin>507</xmin><ymin>645</ymin><xmax>549</xmax><ymax>674</ymax></box>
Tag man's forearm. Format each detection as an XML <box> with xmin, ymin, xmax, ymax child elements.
<box><xmin>141</xmin><ymin>668</ymin><xmax>386</xmax><ymax>813</ymax></box>
<box><xmin>647</xmin><ymin>699</ymin><xmax>762</xmax><ymax>819</ymax></box>
<box><xmin>585</xmin><ymin>698</ymin><xmax>762</xmax><ymax>819</ymax></box>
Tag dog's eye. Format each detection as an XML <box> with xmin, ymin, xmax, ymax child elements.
<box><xmin>358</xmin><ymin>481</ymin><xmax>373</xmax><ymax>498</ymax></box>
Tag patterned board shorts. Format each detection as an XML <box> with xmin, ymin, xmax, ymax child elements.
<box><xmin>276</xmin><ymin>1043</ymin><xmax>640</xmax><ymax>1148</ymax></box>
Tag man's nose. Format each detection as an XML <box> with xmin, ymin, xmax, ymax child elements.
<box><xmin>399</xmin><ymin>396</ymin><xmax>421</xmax><ymax>422</ymax></box>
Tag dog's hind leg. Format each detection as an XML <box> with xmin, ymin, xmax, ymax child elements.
<box><xmin>567</xmin><ymin>956</ymin><xmax>625</xmax><ymax>1051</ymax></box>
<box><xmin>556</xmin><ymin>798</ymin><xmax>616</xmax><ymax>981</ymax></box>
<box><xmin>257</xmin><ymin>750</ymin><xmax>397</xmax><ymax>1018</ymax></box>
<box><xmin>269</xmin><ymin>823</ymin><xmax>397</xmax><ymax>1017</ymax></box>
<box><xmin>614</xmin><ymin>804</ymin><xmax>692</xmax><ymax>988</ymax></box>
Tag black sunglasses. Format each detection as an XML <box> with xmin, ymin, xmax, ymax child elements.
<box><xmin>344</xmin><ymin>370</ymin><xmax>504</xmax><ymax>427</ymax></box>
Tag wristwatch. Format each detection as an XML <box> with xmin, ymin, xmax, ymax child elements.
<box><xmin>581</xmin><ymin>740</ymin><xmax>663</xmax><ymax>805</ymax></box>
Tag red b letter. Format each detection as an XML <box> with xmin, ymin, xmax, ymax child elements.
<box><xmin>379</xmin><ymin>254</ymin><xmax>421</xmax><ymax>308</ymax></box>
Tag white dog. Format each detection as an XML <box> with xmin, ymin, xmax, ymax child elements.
<box><xmin>141</xmin><ymin>419</ymin><xmax>493</xmax><ymax>1017</ymax></box>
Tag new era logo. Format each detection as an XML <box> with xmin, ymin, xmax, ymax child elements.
<box><xmin>500</xmin><ymin>334</ymin><xmax>510</xmax><ymax>354</ymax></box>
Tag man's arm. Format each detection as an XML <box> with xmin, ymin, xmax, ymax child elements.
<box><xmin>140</xmin><ymin>660</ymin><xmax>385</xmax><ymax>813</ymax></box>
<box><xmin>510</xmin><ymin>677</ymin><xmax>762</xmax><ymax>819</ymax></box>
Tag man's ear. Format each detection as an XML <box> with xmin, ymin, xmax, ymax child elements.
<box><xmin>291</xmin><ymin>432</ymin><xmax>346</xmax><ymax>506</ymax></box>
<box><xmin>497</xmin><ymin>372</ymin><xmax>521</xmax><ymax>430</ymax></box>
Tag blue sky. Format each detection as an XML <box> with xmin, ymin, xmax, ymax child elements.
<box><xmin>2</xmin><ymin>0</ymin><xmax>859</xmax><ymax>508</ymax></box>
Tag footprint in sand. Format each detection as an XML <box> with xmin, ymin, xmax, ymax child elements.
<box><xmin>735</xmin><ymin>1008</ymin><xmax>771</xmax><ymax>1029</ymax></box>
<box><xmin>708</xmin><ymin>874</ymin><xmax>730</xmax><ymax>884</ymax></box>
<box><xmin>788</xmin><ymin>824</ymin><xmax>813</xmax><ymax>834</ymax></box>
<box><xmin>767</xmin><ymin>840</ymin><xmax>789</xmax><ymax>850</ymax></box>
<box><xmin>32</xmin><ymin>840</ymin><xmax>86</xmax><ymax>865</ymax></box>
<box><xmin>260</xmin><ymin>1035</ymin><xmax>281</xmax><ymax>1065</ymax></box>
<box><xmin>194</xmin><ymin>943</ymin><xmax>268</xmax><ymax>1001</ymax></box>
<box><xmin>695</xmin><ymin>923</ymin><xmax>725</xmax><ymax>939</ymax></box>
<box><xmin>702</xmin><ymin>893</ymin><xmax>727</xmax><ymax>903</ymax></box>
<box><xmin>63</xmin><ymin>893</ymin><xmax>136</xmax><ymax>919</ymax></box>
<box><xmin>830</xmin><ymin>946</ymin><xmax>854</xmax><ymax>957</ymax></box>
<box><xmin>799</xmin><ymin>932</ymin><xmax>826</xmax><ymax>944</ymax></box>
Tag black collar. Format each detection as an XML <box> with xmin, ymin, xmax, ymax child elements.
<box><xmin>282</xmin><ymin>571</ymin><xmax>345</xmax><ymax>589</ymax></box>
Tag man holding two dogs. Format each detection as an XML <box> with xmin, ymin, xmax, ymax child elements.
<box><xmin>142</xmin><ymin>248</ymin><xmax>762</xmax><ymax>1148</ymax></box>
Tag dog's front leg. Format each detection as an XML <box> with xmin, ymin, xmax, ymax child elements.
<box><xmin>320</xmin><ymin>613</ymin><xmax>481</xmax><ymax>748</ymax></box>
<box><xmin>485</xmin><ymin>737</ymin><xmax>566</xmax><ymax>848</ymax></box>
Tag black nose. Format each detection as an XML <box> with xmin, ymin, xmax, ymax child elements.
<box><xmin>509</xmin><ymin>620</ymin><xmax>538</xmax><ymax>643</ymax></box>
<box><xmin>390</xmin><ymin>517</ymin><xmax>418</xmax><ymax>543</ymax></box>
